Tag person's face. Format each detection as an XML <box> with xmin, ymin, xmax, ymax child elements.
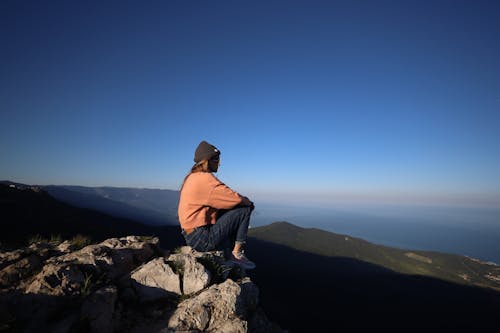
<box><xmin>209</xmin><ymin>156</ymin><xmax>220</xmax><ymax>172</ymax></box>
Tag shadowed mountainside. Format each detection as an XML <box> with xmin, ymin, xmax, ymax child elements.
<box><xmin>246</xmin><ymin>238</ymin><xmax>500</xmax><ymax>331</ymax></box>
<box><xmin>0</xmin><ymin>184</ymin><xmax>184</xmax><ymax>250</ymax></box>
<box><xmin>249</xmin><ymin>222</ymin><xmax>500</xmax><ymax>291</ymax></box>
<box><xmin>43</xmin><ymin>185</ymin><xmax>179</xmax><ymax>226</ymax></box>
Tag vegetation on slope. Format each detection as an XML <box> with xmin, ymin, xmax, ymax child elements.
<box><xmin>249</xmin><ymin>221</ymin><xmax>500</xmax><ymax>291</ymax></box>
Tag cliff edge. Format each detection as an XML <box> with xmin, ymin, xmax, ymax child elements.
<box><xmin>0</xmin><ymin>236</ymin><xmax>283</xmax><ymax>332</ymax></box>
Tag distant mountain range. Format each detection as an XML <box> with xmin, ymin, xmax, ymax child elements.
<box><xmin>2</xmin><ymin>181</ymin><xmax>500</xmax><ymax>330</ymax></box>
<box><xmin>1</xmin><ymin>181</ymin><xmax>179</xmax><ymax>226</ymax></box>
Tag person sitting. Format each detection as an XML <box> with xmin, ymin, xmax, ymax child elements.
<box><xmin>177</xmin><ymin>140</ymin><xmax>256</xmax><ymax>269</ymax></box>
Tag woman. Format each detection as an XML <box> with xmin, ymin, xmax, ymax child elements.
<box><xmin>178</xmin><ymin>140</ymin><xmax>256</xmax><ymax>269</ymax></box>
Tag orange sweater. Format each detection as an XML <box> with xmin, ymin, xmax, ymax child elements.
<box><xmin>178</xmin><ymin>172</ymin><xmax>250</xmax><ymax>230</ymax></box>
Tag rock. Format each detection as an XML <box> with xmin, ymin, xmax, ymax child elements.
<box><xmin>183</xmin><ymin>254</ymin><xmax>211</xmax><ymax>295</ymax></box>
<box><xmin>0</xmin><ymin>249</ymin><xmax>25</xmax><ymax>270</ymax></box>
<box><xmin>25</xmin><ymin>262</ymin><xmax>85</xmax><ymax>296</ymax></box>
<box><xmin>81</xmin><ymin>285</ymin><xmax>118</xmax><ymax>333</ymax></box>
<box><xmin>167</xmin><ymin>251</ymin><xmax>212</xmax><ymax>295</ymax></box>
<box><xmin>0</xmin><ymin>242</ymin><xmax>59</xmax><ymax>273</ymax></box>
<box><xmin>47</xmin><ymin>236</ymin><xmax>159</xmax><ymax>281</ymax></box>
<box><xmin>169</xmin><ymin>246</ymin><xmax>235</xmax><ymax>285</ymax></box>
<box><xmin>0</xmin><ymin>236</ymin><xmax>282</xmax><ymax>333</ymax></box>
<box><xmin>0</xmin><ymin>254</ymin><xmax>42</xmax><ymax>289</ymax></box>
<box><xmin>167</xmin><ymin>278</ymin><xmax>259</xmax><ymax>332</ymax></box>
<box><xmin>130</xmin><ymin>257</ymin><xmax>181</xmax><ymax>301</ymax></box>
<box><xmin>56</xmin><ymin>240</ymin><xmax>74</xmax><ymax>254</ymax></box>
<box><xmin>27</xmin><ymin>242</ymin><xmax>59</xmax><ymax>260</ymax></box>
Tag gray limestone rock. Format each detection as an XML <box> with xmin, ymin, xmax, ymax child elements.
<box><xmin>25</xmin><ymin>261</ymin><xmax>85</xmax><ymax>296</ymax></box>
<box><xmin>168</xmin><ymin>251</ymin><xmax>212</xmax><ymax>295</ymax></box>
<box><xmin>130</xmin><ymin>257</ymin><xmax>181</xmax><ymax>301</ymax></box>
<box><xmin>0</xmin><ymin>254</ymin><xmax>42</xmax><ymax>289</ymax></box>
<box><xmin>46</xmin><ymin>236</ymin><xmax>159</xmax><ymax>281</ymax></box>
<box><xmin>0</xmin><ymin>249</ymin><xmax>26</xmax><ymax>270</ymax></box>
<box><xmin>0</xmin><ymin>236</ymin><xmax>282</xmax><ymax>333</ymax></box>
<box><xmin>167</xmin><ymin>278</ymin><xmax>259</xmax><ymax>333</ymax></box>
<box><xmin>182</xmin><ymin>254</ymin><xmax>211</xmax><ymax>295</ymax></box>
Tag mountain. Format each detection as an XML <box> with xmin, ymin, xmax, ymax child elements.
<box><xmin>0</xmin><ymin>183</ymin><xmax>184</xmax><ymax>249</ymax></box>
<box><xmin>43</xmin><ymin>185</ymin><xmax>179</xmax><ymax>226</ymax></box>
<box><xmin>249</xmin><ymin>221</ymin><xmax>500</xmax><ymax>291</ymax></box>
<box><xmin>246</xmin><ymin>222</ymin><xmax>500</xmax><ymax>331</ymax></box>
<box><xmin>3</xmin><ymin>183</ymin><xmax>500</xmax><ymax>331</ymax></box>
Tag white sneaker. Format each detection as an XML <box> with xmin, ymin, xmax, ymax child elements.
<box><xmin>229</xmin><ymin>251</ymin><xmax>256</xmax><ymax>270</ymax></box>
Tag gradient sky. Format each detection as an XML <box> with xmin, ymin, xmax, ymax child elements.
<box><xmin>1</xmin><ymin>0</ymin><xmax>499</xmax><ymax>207</ymax></box>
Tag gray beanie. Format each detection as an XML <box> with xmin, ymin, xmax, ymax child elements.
<box><xmin>194</xmin><ymin>141</ymin><xmax>220</xmax><ymax>163</ymax></box>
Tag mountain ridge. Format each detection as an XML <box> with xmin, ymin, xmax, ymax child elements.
<box><xmin>249</xmin><ymin>221</ymin><xmax>500</xmax><ymax>291</ymax></box>
<box><xmin>1</xmin><ymin>181</ymin><xmax>179</xmax><ymax>226</ymax></box>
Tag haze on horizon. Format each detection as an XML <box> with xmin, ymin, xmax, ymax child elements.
<box><xmin>1</xmin><ymin>0</ymin><xmax>499</xmax><ymax>209</ymax></box>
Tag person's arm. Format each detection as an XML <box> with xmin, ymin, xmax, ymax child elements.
<box><xmin>239</xmin><ymin>195</ymin><xmax>255</xmax><ymax>209</ymax></box>
<box><xmin>207</xmin><ymin>175</ymin><xmax>252</xmax><ymax>209</ymax></box>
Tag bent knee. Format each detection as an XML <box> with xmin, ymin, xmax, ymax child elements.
<box><xmin>240</xmin><ymin>205</ymin><xmax>254</xmax><ymax>213</ymax></box>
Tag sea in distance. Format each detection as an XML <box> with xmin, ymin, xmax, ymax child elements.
<box><xmin>251</xmin><ymin>202</ymin><xmax>500</xmax><ymax>265</ymax></box>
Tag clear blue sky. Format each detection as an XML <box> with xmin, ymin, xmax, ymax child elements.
<box><xmin>1</xmin><ymin>0</ymin><xmax>499</xmax><ymax>207</ymax></box>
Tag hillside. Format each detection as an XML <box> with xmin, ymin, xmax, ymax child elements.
<box><xmin>249</xmin><ymin>221</ymin><xmax>500</xmax><ymax>291</ymax></box>
<box><xmin>0</xmin><ymin>184</ymin><xmax>183</xmax><ymax>250</ymax></box>
<box><xmin>245</xmin><ymin>237</ymin><xmax>500</xmax><ymax>331</ymax></box>
<box><xmin>43</xmin><ymin>185</ymin><xmax>179</xmax><ymax>226</ymax></box>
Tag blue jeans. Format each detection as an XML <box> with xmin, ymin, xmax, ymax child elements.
<box><xmin>182</xmin><ymin>206</ymin><xmax>253</xmax><ymax>252</ymax></box>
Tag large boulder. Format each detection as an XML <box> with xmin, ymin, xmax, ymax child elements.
<box><xmin>130</xmin><ymin>257</ymin><xmax>181</xmax><ymax>301</ymax></box>
<box><xmin>167</xmin><ymin>248</ymin><xmax>212</xmax><ymax>295</ymax></box>
<box><xmin>182</xmin><ymin>254</ymin><xmax>211</xmax><ymax>295</ymax></box>
<box><xmin>167</xmin><ymin>278</ymin><xmax>259</xmax><ymax>333</ymax></box>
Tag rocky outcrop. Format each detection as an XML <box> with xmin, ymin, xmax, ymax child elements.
<box><xmin>168</xmin><ymin>278</ymin><xmax>258</xmax><ymax>332</ymax></box>
<box><xmin>0</xmin><ymin>237</ymin><xmax>283</xmax><ymax>333</ymax></box>
<box><xmin>130</xmin><ymin>257</ymin><xmax>182</xmax><ymax>301</ymax></box>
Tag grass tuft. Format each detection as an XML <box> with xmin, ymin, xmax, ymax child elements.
<box><xmin>70</xmin><ymin>234</ymin><xmax>91</xmax><ymax>250</ymax></box>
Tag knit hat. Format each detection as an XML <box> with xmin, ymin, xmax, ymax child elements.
<box><xmin>194</xmin><ymin>141</ymin><xmax>220</xmax><ymax>163</ymax></box>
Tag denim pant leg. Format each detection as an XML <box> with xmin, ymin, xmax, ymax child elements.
<box><xmin>182</xmin><ymin>227</ymin><xmax>211</xmax><ymax>252</ymax></box>
<box><xmin>207</xmin><ymin>206</ymin><xmax>253</xmax><ymax>250</ymax></box>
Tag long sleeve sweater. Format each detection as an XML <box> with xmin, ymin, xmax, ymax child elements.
<box><xmin>178</xmin><ymin>172</ymin><xmax>250</xmax><ymax>230</ymax></box>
